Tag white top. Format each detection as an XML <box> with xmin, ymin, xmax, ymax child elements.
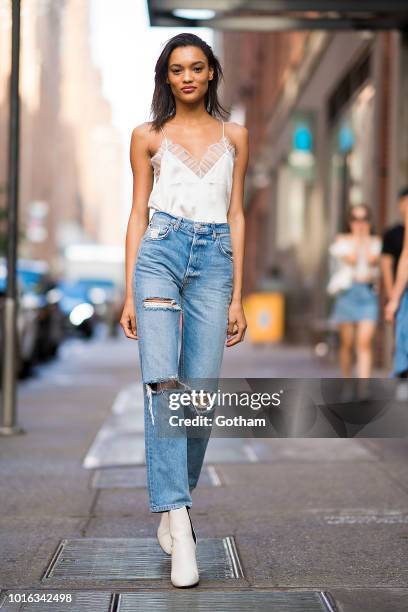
<box><xmin>329</xmin><ymin>235</ymin><xmax>382</xmax><ymax>282</ymax></box>
<box><xmin>147</xmin><ymin>120</ymin><xmax>236</xmax><ymax>223</ymax></box>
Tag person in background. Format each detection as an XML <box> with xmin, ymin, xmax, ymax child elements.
<box><xmin>385</xmin><ymin>203</ymin><xmax>408</xmax><ymax>377</ymax></box>
<box><xmin>381</xmin><ymin>186</ymin><xmax>408</xmax><ymax>301</ymax></box>
<box><xmin>328</xmin><ymin>204</ymin><xmax>382</xmax><ymax>378</ymax></box>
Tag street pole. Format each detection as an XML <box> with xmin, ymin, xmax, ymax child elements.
<box><xmin>0</xmin><ymin>0</ymin><xmax>24</xmax><ymax>436</ymax></box>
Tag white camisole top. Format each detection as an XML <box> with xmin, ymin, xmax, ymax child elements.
<box><xmin>147</xmin><ymin>120</ymin><xmax>236</xmax><ymax>223</ymax></box>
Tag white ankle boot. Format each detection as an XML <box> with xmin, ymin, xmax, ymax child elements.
<box><xmin>169</xmin><ymin>506</ymin><xmax>199</xmax><ymax>587</ymax></box>
<box><xmin>157</xmin><ymin>511</ymin><xmax>172</xmax><ymax>554</ymax></box>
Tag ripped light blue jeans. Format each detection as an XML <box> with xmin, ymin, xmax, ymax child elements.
<box><xmin>133</xmin><ymin>211</ymin><xmax>233</xmax><ymax>512</ymax></box>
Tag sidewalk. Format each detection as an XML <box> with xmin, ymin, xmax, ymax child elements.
<box><xmin>0</xmin><ymin>330</ymin><xmax>407</xmax><ymax>611</ymax></box>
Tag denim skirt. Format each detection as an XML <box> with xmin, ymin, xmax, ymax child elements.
<box><xmin>331</xmin><ymin>282</ymin><xmax>379</xmax><ymax>324</ymax></box>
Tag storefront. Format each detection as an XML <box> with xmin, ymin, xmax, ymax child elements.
<box><xmin>262</xmin><ymin>34</ymin><xmax>390</xmax><ymax>342</ymax></box>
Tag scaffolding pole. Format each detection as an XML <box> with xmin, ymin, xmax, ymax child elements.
<box><xmin>1</xmin><ymin>0</ymin><xmax>24</xmax><ymax>436</ymax></box>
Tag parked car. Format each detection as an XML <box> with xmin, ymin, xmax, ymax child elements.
<box><xmin>72</xmin><ymin>278</ymin><xmax>122</xmax><ymax>335</ymax></box>
<box><xmin>0</xmin><ymin>257</ymin><xmax>66</xmax><ymax>377</ymax></box>
<box><xmin>57</xmin><ymin>279</ymin><xmax>97</xmax><ymax>338</ymax></box>
<box><xmin>0</xmin><ymin>259</ymin><xmax>41</xmax><ymax>377</ymax></box>
<box><xmin>17</xmin><ymin>259</ymin><xmax>65</xmax><ymax>361</ymax></box>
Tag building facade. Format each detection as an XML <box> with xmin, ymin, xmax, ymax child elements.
<box><xmin>0</xmin><ymin>0</ymin><xmax>124</xmax><ymax>273</ymax></box>
<box><xmin>217</xmin><ymin>30</ymin><xmax>407</xmax><ymax>350</ymax></box>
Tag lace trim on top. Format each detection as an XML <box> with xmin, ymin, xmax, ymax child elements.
<box><xmin>151</xmin><ymin>136</ymin><xmax>236</xmax><ymax>180</ymax></box>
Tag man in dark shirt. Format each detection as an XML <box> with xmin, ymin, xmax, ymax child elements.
<box><xmin>382</xmin><ymin>187</ymin><xmax>408</xmax><ymax>378</ymax></box>
<box><xmin>381</xmin><ymin>187</ymin><xmax>408</xmax><ymax>300</ymax></box>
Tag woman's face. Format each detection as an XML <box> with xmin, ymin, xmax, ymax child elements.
<box><xmin>166</xmin><ymin>45</ymin><xmax>213</xmax><ymax>105</ymax></box>
<box><xmin>349</xmin><ymin>206</ymin><xmax>371</xmax><ymax>235</ymax></box>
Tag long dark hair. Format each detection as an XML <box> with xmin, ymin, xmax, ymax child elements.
<box><xmin>150</xmin><ymin>33</ymin><xmax>230</xmax><ymax>131</ymax></box>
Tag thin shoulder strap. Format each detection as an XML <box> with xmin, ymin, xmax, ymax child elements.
<box><xmin>160</xmin><ymin>125</ymin><xmax>168</xmax><ymax>148</ymax></box>
<box><xmin>222</xmin><ymin>120</ymin><xmax>228</xmax><ymax>151</ymax></box>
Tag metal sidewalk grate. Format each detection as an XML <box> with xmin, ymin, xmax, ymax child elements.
<box><xmin>117</xmin><ymin>591</ymin><xmax>335</xmax><ymax>611</ymax></box>
<box><xmin>92</xmin><ymin>464</ymin><xmax>222</xmax><ymax>488</ymax></box>
<box><xmin>0</xmin><ymin>591</ymin><xmax>114</xmax><ymax>611</ymax></box>
<box><xmin>0</xmin><ymin>590</ymin><xmax>336</xmax><ymax>612</ymax></box>
<box><xmin>42</xmin><ymin>536</ymin><xmax>243</xmax><ymax>582</ymax></box>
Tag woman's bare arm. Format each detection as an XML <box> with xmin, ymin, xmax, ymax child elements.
<box><xmin>381</xmin><ymin>254</ymin><xmax>394</xmax><ymax>300</ymax></box>
<box><xmin>120</xmin><ymin>123</ymin><xmax>154</xmax><ymax>339</ymax></box>
<box><xmin>225</xmin><ymin>122</ymin><xmax>249</xmax><ymax>346</ymax></box>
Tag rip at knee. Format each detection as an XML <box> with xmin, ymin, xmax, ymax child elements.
<box><xmin>147</xmin><ymin>378</ymin><xmax>180</xmax><ymax>393</ymax></box>
<box><xmin>145</xmin><ymin>377</ymin><xmax>181</xmax><ymax>426</ymax></box>
<box><xmin>143</xmin><ymin>297</ymin><xmax>181</xmax><ymax>311</ymax></box>
<box><xmin>145</xmin><ymin>378</ymin><xmax>187</xmax><ymax>410</ymax></box>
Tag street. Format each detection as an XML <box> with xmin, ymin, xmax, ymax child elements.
<box><xmin>0</xmin><ymin>329</ymin><xmax>407</xmax><ymax>611</ymax></box>
<box><xmin>2</xmin><ymin>2</ymin><xmax>408</xmax><ymax>609</ymax></box>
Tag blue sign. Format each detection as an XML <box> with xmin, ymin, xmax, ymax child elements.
<box><xmin>293</xmin><ymin>122</ymin><xmax>313</xmax><ymax>152</ymax></box>
<box><xmin>338</xmin><ymin>121</ymin><xmax>354</xmax><ymax>153</ymax></box>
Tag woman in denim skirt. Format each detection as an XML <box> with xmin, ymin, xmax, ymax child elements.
<box><xmin>328</xmin><ymin>205</ymin><xmax>381</xmax><ymax>378</ymax></box>
<box><xmin>120</xmin><ymin>33</ymin><xmax>248</xmax><ymax>587</ymax></box>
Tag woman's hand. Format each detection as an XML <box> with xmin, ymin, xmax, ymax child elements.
<box><xmin>226</xmin><ymin>299</ymin><xmax>247</xmax><ymax>346</ymax></box>
<box><xmin>120</xmin><ymin>297</ymin><xmax>139</xmax><ymax>339</ymax></box>
<box><xmin>385</xmin><ymin>297</ymin><xmax>399</xmax><ymax>323</ymax></box>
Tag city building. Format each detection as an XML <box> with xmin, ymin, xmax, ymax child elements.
<box><xmin>219</xmin><ymin>30</ymin><xmax>408</xmax><ymax>350</ymax></box>
<box><xmin>0</xmin><ymin>0</ymin><xmax>124</xmax><ymax>273</ymax></box>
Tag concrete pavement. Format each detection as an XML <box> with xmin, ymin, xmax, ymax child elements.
<box><xmin>0</xmin><ymin>327</ymin><xmax>407</xmax><ymax>611</ymax></box>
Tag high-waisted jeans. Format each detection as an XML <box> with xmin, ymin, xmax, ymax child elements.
<box><xmin>133</xmin><ymin>211</ymin><xmax>233</xmax><ymax>512</ymax></box>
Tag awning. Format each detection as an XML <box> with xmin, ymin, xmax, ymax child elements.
<box><xmin>146</xmin><ymin>0</ymin><xmax>408</xmax><ymax>30</ymax></box>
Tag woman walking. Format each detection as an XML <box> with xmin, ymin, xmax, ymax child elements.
<box><xmin>120</xmin><ymin>33</ymin><xmax>248</xmax><ymax>587</ymax></box>
<box><xmin>328</xmin><ymin>204</ymin><xmax>381</xmax><ymax>378</ymax></box>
